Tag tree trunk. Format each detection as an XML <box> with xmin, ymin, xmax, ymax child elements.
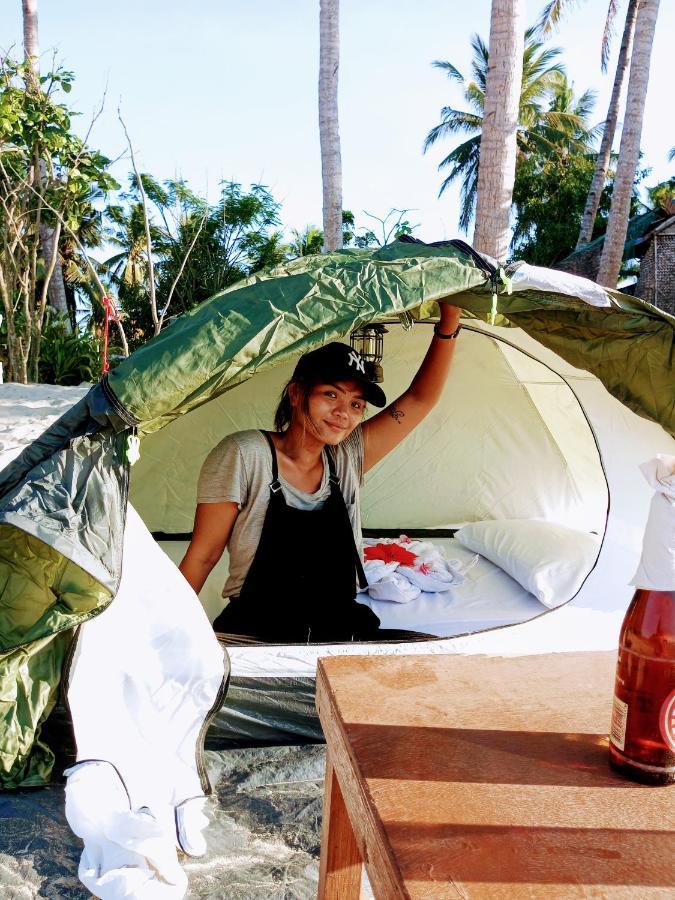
<box><xmin>22</xmin><ymin>0</ymin><xmax>39</xmax><ymax>70</ymax></box>
<box><xmin>597</xmin><ymin>0</ymin><xmax>661</xmax><ymax>287</ymax></box>
<box><xmin>472</xmin><ymin>0</ymin><xmax>525</xmax><ymax>262</ymax></box>
<box><xmin>22</xmin><ymin>0</ymin><xmax>70</xmax><ymax>327</ymax></box>
<box><xmin>319</xmin><ymin>0</ymin><xmax>342</xmax><ymax>252</ymax></box>
<box><xmin>39</xmin><ymin>220</ymin><xmax>69</xmax><ymax>317</ymax></box>
<box><xmin>576</xmin><ymin>0</ymin><xmax>639</xmax><ymax>249</ymax></box>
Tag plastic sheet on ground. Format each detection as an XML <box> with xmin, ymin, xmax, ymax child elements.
<box><xmin>0</xmin><ymin>745</ymin><xmax>329</xmax><ymax>899</ymax></box>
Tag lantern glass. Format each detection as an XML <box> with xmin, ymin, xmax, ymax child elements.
<box><xmin>350</xmin><ymin>325</ymin><xmax>387</xmax><ymax>382</ymax></box>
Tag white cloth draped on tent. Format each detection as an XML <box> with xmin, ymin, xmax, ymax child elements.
<box><xmin>64</xmin><ymin>505</ymin><xmax>228</xmax><ymax>900</ymax></box>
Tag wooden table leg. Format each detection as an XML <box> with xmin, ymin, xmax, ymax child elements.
<box><xmin>318</xmin><ymin>751</ymin><xmax>362</xmax><ymax>899</ymax></box>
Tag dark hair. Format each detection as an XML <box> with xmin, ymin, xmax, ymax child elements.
<box><xmin>274</xmin><ymin>378</ymin><xmax>314</xmax><ymax>433</ymax></box>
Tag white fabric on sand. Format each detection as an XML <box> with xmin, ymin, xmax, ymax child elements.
<box><xmin>64</xmin><ymin>505</ymin><xmax>227</xmax><ymax>900</ymax></box>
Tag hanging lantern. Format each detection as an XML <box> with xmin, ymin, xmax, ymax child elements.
<box><xmin>350</xmin><ymin>324</ymin><xmax>388</xmax><ymax>382</ymax></box>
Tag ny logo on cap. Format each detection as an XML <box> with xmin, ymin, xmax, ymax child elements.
<box><xmin>347</xmin><ymin>350</ymin><xmax>365</xmax><ymax>374</ymax></box>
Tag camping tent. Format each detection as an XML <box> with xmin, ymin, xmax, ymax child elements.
<box><xmin>1</xmin><ymin>237</ymin><xmax>674</xmax><ymax>786</ymax></box>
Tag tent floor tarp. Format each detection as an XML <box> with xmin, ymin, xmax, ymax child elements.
<box><xmin>0</xmin><ymin>745</ymin><xmax>332</xmax><ymax>900</ymax></box>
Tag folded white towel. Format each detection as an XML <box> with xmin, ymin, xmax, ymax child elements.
<box><xmin>359</xmin><ymin>559</ymin><xmax>400</xmax><ymax>590</ymax></box>
<box><xmin>399</xmin><ymin>563</ymin><xmax>459</xmax><ymax>593</ymax></box>
<box><xmin>368</xmin><ymin>572</ymin><xmax>422</xmax><ymax>604</ymax></box>
<box><xmin>361</xmin><ymin>536</ymin><xmax>474</xmax><ymax>602</ymax></box>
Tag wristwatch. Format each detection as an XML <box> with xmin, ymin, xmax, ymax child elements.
<box><xmin>433</xmin><ymin>323</ymin><xmax>462</xmax><ymax>340</ymax></box>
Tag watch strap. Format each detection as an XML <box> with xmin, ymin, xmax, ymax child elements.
<box><xmin>433</xmin><ymin>323</ymin><xmax>462</xmax><ymax>340</ymax></box>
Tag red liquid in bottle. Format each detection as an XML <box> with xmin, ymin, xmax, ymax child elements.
<box><xmin>609</xmin><ymin>588</ymin><xmax>675</xmax><ymax>785</ymax></box>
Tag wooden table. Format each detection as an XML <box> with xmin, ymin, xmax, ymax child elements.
<box><xmin>316</xmin><ymin>651</ymin><xmax>675</xmax><ymax>899</ymax></box>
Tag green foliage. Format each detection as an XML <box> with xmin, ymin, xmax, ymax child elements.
<box><xmin>288</xmin><ymin>224</ymin><xmax>325</xmax><ymax>257</ymax></box>
<box><xmin>288</xmin><ymin>209</ymin><xmax>417</xmax><ymax>257</ymax></box>
<box><xmin>0</xmin><ymin>60</ymin><xmax>117</xmax><ymax>231</ymax></box>
<box><xmin>355</xmin><ymin>209</ymin><xmax>418</xmax><ymax>247</ymax></box>
<box><xmin>0</xmin><ymin>57</ymin><xmax>118</xmax><ymax>381</ymax></box>
<box><xmin>511</xmin><ymin>152</ymin><xmax>648</xmax><ymax>267</ymax></box>
<box><xmin>100</xmin><ymin>178</ymin><xmax>285</xmax><ymax>349</ymax></box>
<box><xmin>37</xmin><ymin>312</ymin><xmax>101</xmax><ymax>385</ymax></box>
<box><xmin>647</xmin><ymin>177</ymin><xmax>675</xmax><ymax>213</ymax></box>
<box><xmin>511</xmin><ymin>152</ymin><xmax>606</xmax><ymax>265</ymax></box>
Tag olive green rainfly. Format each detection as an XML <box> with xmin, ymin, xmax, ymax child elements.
<box><xmin>1</xmin><ymin>238</ymin><xmax>673</xmax><ymax>787</ymax></box>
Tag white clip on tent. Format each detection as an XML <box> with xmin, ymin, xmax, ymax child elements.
<box><xmin>1</xmin><ymin>237</ymin><xmax>674</xmax><ymax>779</ymax></box>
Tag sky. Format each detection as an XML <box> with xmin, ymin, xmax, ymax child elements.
<box><xmin>1</xmin><ymin>0</ymin><xmax>673</xmax><ymax>244</ymax></box>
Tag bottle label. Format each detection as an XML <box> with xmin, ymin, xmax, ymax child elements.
<box><xmin>660</xmin><ymin>689</ymin><xmax>675</xmax><ymax>753</ymax></box>
<box><xmin>610</xmin><ymin>694</ymin><xmax>628</xmax><ymax>751</ymax></box>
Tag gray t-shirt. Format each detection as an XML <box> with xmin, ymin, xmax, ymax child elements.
<box><xmin>197</xmin><ymin>428</ymin><xmax>364</xmax><ymax>597</ymax></box>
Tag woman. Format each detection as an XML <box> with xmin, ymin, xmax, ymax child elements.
<box><xmin>179</xmin><ymin>303</ymin><xmax>462</xmax><ymax>644</ymax></box>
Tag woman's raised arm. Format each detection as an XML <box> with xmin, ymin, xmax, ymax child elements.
<box><xmin>362</xmin><ymin>303</ymin><xmax>462</xmax><ymax>473</ymax></box>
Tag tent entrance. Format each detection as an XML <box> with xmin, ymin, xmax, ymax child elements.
<box><xmin>130</xmin><ymin>322</ymin><xmax>609</xmax><ymax>642</ymax></box>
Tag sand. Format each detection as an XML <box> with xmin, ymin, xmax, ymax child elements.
<box><xmin>0</xmin><ymin>382</ymin><xmax>89</xmax><ymax>468</ymax></box>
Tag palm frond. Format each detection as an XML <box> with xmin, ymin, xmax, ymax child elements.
<box><xmin>431</xmin><ymin>60</ymin><xmax>465</xmax><ymax>85</ymax></box>
<box><xmin>465</xmin><ymin>82</ymin><xmax>485</xmax><ymax>113</ymax></box>
<box><xmin>534</xmin><ymin>0</ymin><xmax>581</xmax><ymax>35</ymax></box>
<box><xmin>601</xmin><ymin>0</ymin><xmax>619</xmax><ymax>72</ymax></box>
<box><xmin>423</xmin><ymin>108</ymin><xmax>482</xmax><ymax>152</ymax></box>
<box><xmin>469</xmin><ymin>33</ymin><xmax>489</xmax><ymax>91</ymax></box>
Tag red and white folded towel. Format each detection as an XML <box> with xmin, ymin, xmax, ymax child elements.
<box><xmin>360</xmin><ymin>537</ymin><xmax>477</xmax><ymax>604</ymax></box>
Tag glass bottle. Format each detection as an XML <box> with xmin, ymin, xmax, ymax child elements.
<box><xmin>608</xmin><ymin>454</ymin><xmax>675</xmax><ymax>785</ymax></box>
<box><xmin>608</xmin><ymin>587</ymin><xmax>675</xmax><ymax>785</ymax></box>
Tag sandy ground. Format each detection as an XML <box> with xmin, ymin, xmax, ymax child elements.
<box><xmin>0</xmin><ymin>382</ymin><xmax>90</xmax><ymax>468</ymax></box>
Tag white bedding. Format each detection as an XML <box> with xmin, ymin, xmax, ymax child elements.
<box><xmin>356</xmin><ymin>538</ymin><xmax>545</xmax><ymax>637</ymax></box>
<box><xmin>160</xmin><ymin>536</ymin><xmax>546</xmax><ymax>640</ymax></box>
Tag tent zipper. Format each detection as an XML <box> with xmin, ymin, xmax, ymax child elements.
<box><xmin>0</xmin><ymin>603</ymin><xmax>110</xmax><ymax>656</ymax></box>
<box><xmin>445</xmin><ymin>238</ymin><xmax>498</xmax><ymax>280</ymax></box>
<box><xmin>195</xmin><ymin>667</ymin><xmax>231</xmax><ymax>795</ymax></box>
<box><xmin>101</xmin><ymin>374</ymin><xmax>140</xmax><ymax>427</ymax></box>
<box><xmin>398</xmin><ymin>233</ymin><xmax>498</xmax><ymax>280</ymax></box>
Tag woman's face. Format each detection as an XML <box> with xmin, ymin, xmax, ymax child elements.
<box><xmin>292</xmin><ymin>379</ymin><xmax>366</xmax><ymax>444</ymax></box>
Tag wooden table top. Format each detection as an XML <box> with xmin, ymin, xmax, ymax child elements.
<box><xmin>316</xmin><ymin>651</ymin><xmax>675</xmax><ymax>899</ymax></box>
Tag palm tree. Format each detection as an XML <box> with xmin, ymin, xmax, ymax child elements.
<box><xmin>537</xmin><ymin>1</ymin><xmax>647</xmax><ymax>250</ymax></box>
<box><xmin>535</xmin><ymin>76</ymin><xmax>599</xmax><ymax>150</ymax></box>
<box><xmin>21</xmin><ymin>0</ymin><xmax>70</xmax><ymax>323</ymax></box>
<box><xmin>289</xmin><ymin>226</ymin><xmax>324</xmax><ymax>257</ymax></box>
<box><xmin>472</xmin><ymin>0</ymin><xmax>525</xmax><ymax>260</ymax></box>
<box><xmin>424</xmin><ymin>28</ymin><xmax>592</xmax><ymax>232</ymax></box>
<box><xmin>21</xmin><ymin>0</ymin><xmax>39</xmax><ymax>75</ymax></box>
<box><xmin>597</xmin><ymin>0</ymin><xmax>661</xmax><ymax>286</ymax></box>
<box><xmin>103</xmin><ymin>203</ymin><xmax>153</xmax><ymax>292</ymax></box>
<box><xmin>318</xmin><ymin>0</ymin><xmax>342</xmax><ymax>251</ymax></box>
<box><xmin>539</xmin><ymin>0</ymin><xmax>641</xmax><ymax>250</ymax></box>
<box><xmin>59</xmin><ymin>186</ymin><xmax>106</xmax><ymax>329</ymax></box>
<box><xmin>577</xmin><ymin>0</ymin><xmax>639</xmax><ymax>247</ymax></box>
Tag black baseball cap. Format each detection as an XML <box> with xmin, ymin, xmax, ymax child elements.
<box><xmin>292</xmin><ymin>342</ymin><xmax>387</xmax><ymax>408</ymax></box>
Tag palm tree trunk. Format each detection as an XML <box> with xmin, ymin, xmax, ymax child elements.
<box><xmin>22</xmin><ymin>0</ymin><xmax>39</xmax><ymax>72</ymax></box>
<box><xmin>319</xmin><ymin>0</ymin><xmax>342</xmax><ymax>252</ymax></box>
<box><xmin>597</xmin><ymin>0</ymin><xmax>661</xmax><ymax>287</ymax></box>
<box><xmin>472</xmin><ymin>0</ymin><xmax>525</xmax><ymax>261</ymax></box>
<box><xmin>576</xmin><ymin>0</ymin><xmax>639</xmax><ymax>249</ymax></box>
<box><xmin>22</xmin><ymin>0</ymin><xmax>70</xmax><ymax>324</ymax></box>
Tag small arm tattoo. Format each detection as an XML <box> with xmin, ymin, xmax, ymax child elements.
<box><xmin>389</xmin><ymin>406</ymin><xmax>405</xmax><ymax>424</ymax></box>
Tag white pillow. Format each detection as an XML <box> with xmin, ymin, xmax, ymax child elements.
<box><xmin>454</xmin><ymin>519</ymin><xmax>602</xmax><ymax>609</ymax></box>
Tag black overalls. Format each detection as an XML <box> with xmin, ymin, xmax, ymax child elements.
<box><xmin>212</xmin><ymin>431</ymin><xmax>381</xmax><ymax>644</ymax></box>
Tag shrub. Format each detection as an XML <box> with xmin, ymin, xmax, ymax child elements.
<box><xmin>37</xmin><ymin>313</ymin><xmax>102</xmax><ymax>385</ymax></box>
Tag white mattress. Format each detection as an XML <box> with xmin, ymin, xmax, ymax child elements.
<box><xmin>159</xmin><ymin>537</ymin><xmax>545</xmax><ymax>639</ymax></box>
